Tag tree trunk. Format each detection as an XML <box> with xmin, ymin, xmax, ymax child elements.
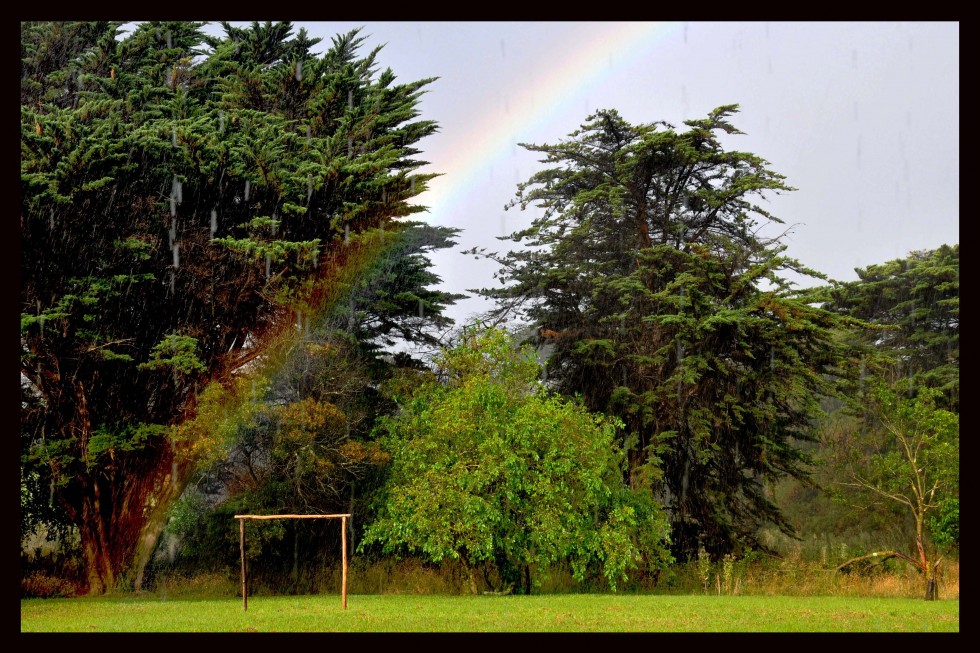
<box><xmin>924</xmin><ymin>561</ymin><xmax>939</xmax><ymax>601</ymax></box>
<box><xmin>78</xmin><ymin>476</ymin><xmax>129</xmax><ymax>595</ymax></box>
<box><xmin>43</xmin><ymin>374</ymin><xmax>196</xmax><ymax>595</ymax></box>
<box><xmin>468</xmin><ymin>567</ymin><xmax>479</xmax><ymax>595</ymax></box>
<box><xmin>916</xmin><ymin>537</ymin><xmax>939</xmax><ymax>601</ymax></box>
<box><xmin>67</xmin><ymin>386</ymin><xmax>128</xmax><ymax>595</ymax></box>
<box><xmin>79</xmin><ymin>490</ymin><xmax>114</xmax><ymax>595</ymax></box>
<box><xmin>72</xmin><ymin>438</ymin><xmax>187</xmax><ymax>594</ymax></box>
<box><xmin>132</xmin><ymin>457</ymin><xmax>194</xmax><ymax>592</ymax></box>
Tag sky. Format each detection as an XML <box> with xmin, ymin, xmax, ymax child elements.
<box><xmin>209</xmin><ymin>21</ymin><xmax>960</xmax><ymax>327</ymax></box>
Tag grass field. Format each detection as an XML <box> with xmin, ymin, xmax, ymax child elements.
<box><xmin>20</xmin><ymin>593</ymin><xmax>959</xmax><ymax>632</ymax></box>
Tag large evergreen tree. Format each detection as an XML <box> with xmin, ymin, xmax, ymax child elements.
<box><xmin>20</xmin><ymin>21</ymin><xmax>442</xmax><ymax>593</ymax></box>
<box><xmin>469</xmin><ymin>107</ymin><xmax>864</xmax><ymax>560</ymax></box>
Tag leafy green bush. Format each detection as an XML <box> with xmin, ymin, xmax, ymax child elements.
<box><xmin>360</xmin><ymin>327</ymin><xmax>673</xmax><ymax>593</ymax></box>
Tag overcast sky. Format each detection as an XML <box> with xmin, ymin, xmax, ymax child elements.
<box><xmin>206</xmin><ymin>21</ymin><xmax>959</xmax><ymax>326</ymax></box>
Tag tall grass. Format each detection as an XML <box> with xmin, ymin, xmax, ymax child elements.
<box><xmin>667</xmin><ymin>554</ymin><xmax>959</xmax><ymax>600</ymax></box>
<box><xmin>22</xmin><ymin>520</ymin><xmax>958</xmax><ymax>602</ymax></box>
<box><xmin>50</xmin><ymin>551</ymin><xmax>954</xmax><ymax>604</ymax></box>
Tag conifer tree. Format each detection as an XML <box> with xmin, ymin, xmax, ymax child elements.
<box><xmin>815</xmin><ymin>245</ymin><xmax>959</xmax><ymax>410</ymax></box>
<box><xmin>21</xmin><ymin>21</ymin><xmax>444</xmax><ymax>593</ymax></box>
<box><xmin>470</xmin><ymin>107</ymin><xmax>866</xmax><ymax>559</ymax></box>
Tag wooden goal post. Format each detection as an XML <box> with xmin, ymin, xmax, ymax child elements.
<box><xmin>234</xmin><ymin>514</ymin><xmax>352</xmax><ymax>611</ymax></box>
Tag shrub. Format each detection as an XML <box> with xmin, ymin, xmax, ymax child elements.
<box><xmin>21</xmin><ymin>573</ymin><xmax>80</xmax><ymax>598</ymax></box>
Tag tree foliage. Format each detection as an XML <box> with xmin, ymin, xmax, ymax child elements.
<box><xmin>322</xmin><ymin>221</ymin><xmax>466</xmax><ymax>357</ymax></box>
<box><xmin>815</xmin><ymin>245</ymin><xmax>959</xmax><ymax>411</ymax></box>
<box><xmin>359</xmin><ymin>328</ymin><xmax>672</xmax><ymax>593</ymax></box>
<box><xmin>469</xmin><ymin>107</ymin><xmax>865</xmax><ymax>560</ymax></box>
<box><xmin>20</xmin><ymin>20</ymin><xmax>440</xmax><ymax>593</ymax></box>
<box><xmin>130</xmin><ymin>218</ymin><xmax>462</xmax><ymax>588</ymax></box>
<box><xmin>175</xmin><ymin>334</ymin><xmax>390</xmax><ymax>585</ymax></box>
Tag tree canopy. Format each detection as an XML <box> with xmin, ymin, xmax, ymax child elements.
<box><xmin>21</xmin><ymin>21</ymin><xmax>957</xmax><ymax>598</ymax></box>
<box><xmin>814</xmin><ymin>244</ymin><xmax>959</xmax><ymax>410</ymax></box>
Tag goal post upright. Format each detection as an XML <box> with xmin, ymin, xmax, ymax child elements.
<box><xmin>234</xmin><ymin>513</ymin><xmax>352</xmax><ymax>611</ymax></box>
<box><xmin>240</xmin><ymin>517</ymin><xmax>247</xmax><ymax>611</ymax></box>
<box><xmin>342</xmin><ymin>515</ymin><xmax>348</xmax><ymax>609</ymax></box>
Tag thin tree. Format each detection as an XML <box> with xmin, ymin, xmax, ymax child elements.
<box><xmin>833</xmin><ymin>382</ymin><xmax>958</xmax><ymax>600</ymax></box>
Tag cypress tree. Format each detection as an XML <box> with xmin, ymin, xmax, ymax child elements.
<box><xmin>470</xmin><ymin>107</ymin><xmax>866</xmax><ymax>559</ymax></box>
<box><xmin>21</xmin><ymin>21</ymin><xmax>442</xmax><ymax>593</ymax></box>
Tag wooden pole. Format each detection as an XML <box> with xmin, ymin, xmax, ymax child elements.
<box><xmin>341</xmin><ymin>515</ymin><xmax>348</xmax><ymax>609</ymax></box>
<box><xmin>231</xmin><ymin>514</ymin><xmax>352</xmax><ymax>611</ymax></box>
<box><xmin>240</xmin><ymin>518</ymin><xmax>247</xmax><ymax>611</ymax></box>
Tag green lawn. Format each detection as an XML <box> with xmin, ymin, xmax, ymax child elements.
<box><xmin>20</xmin><ymin>593</ymin><xmax>959</xmax><ymax>632</ymax></box>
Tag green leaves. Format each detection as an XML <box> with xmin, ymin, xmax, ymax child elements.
<box><xmin>360</xmin><ymin>327</ymin><xmax>671</xmax><ymax>592</ymax></box>
<box><xmin>928</xmin><ymin>498</ymin><xmax>959</xmax><ymax>548</ymax></box>
<box><xmin>86</xmin><ymin>422</ymin><xmax>167</xmax><ymax>468</ymax></box>
<box><xmin>820</xmin><ymin>245</ymin><xmax>959</xmax><ymax>410</ymax></box>
<box><xmin>139</xmin><ymin>333</ymin><xmax>207</xmax><ymax>376</ymax></box>
<box><xmin>831</xmin><ymin>380</ymin><xmax>959</xmax><ymax>559</ymax></box>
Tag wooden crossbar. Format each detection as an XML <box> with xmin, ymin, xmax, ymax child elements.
<box><xmin>235</xmin><ymin>514</ymin><xmax>351</xmax><ymax>520</ymax></box>
<box><xmin>235</xmin><ymin>513</ymin><xmax>352</xmax><ymax>611</ymax></box>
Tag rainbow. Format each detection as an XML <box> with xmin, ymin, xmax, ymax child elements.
<box><xmin>420</xmin><ymin>22</ymin><xmax>685</xmax><ymax>226</ymax></box>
